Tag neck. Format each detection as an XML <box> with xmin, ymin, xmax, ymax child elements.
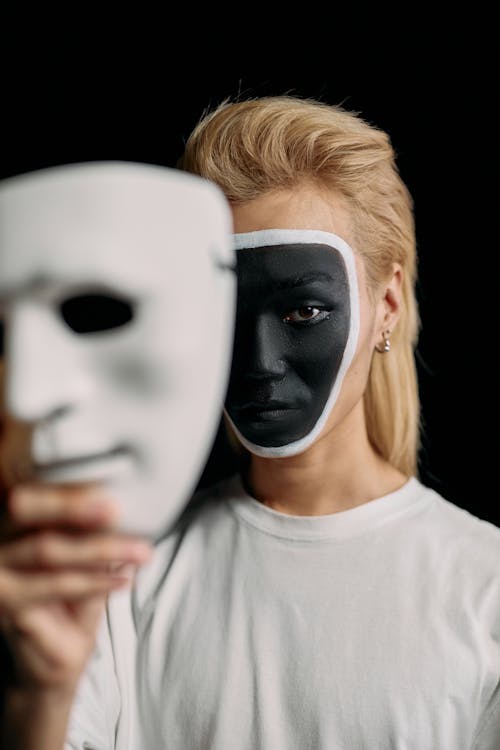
<box><xmin>243</xmin><ymin>403</ymin><xmax>407</xmax><ymax>516</ymax></box>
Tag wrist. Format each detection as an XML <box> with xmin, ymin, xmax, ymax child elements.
<box><xmin>6</xmin><ymin>682</ymin><xmax>77</xmax><ymax>710</ymax></box>
<box><xmin>1</xmin><ymin>685</ymin><xmax>76</xmax><ymax>750</ymax></box>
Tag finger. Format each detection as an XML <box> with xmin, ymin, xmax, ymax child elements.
<box><xmin>1</xmin><ymin>599</ymin><xmax>107</xmax><ymax>682</ymax></box>
<box><xmin>0</xmin><ymin>568</ymin><xmax>132</xmax><ymax>614</ymax></box>
<box><xmin>65</xmin><ymin>593</ymin><xmax>111</xmax><ymax>638</ymax></box>
<box><xmin>7</xmin><ymin>485</ymin><xmax>120</xmax><ymax>529</ymax></box>
<box><xmin>0</xmin><ymin>532</ymin><xmax>152</xmax><ymax>569</ymax></box>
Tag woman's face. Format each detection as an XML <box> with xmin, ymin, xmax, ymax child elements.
<box><xmin>227</xmin><ymin>184</ymin><xmax>389</xmax><ymax>454</ymax></box>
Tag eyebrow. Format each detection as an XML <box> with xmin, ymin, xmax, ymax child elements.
<box><xmin>272</xmin><ymin>272</ymin><xmax>335</xmax><ymax>291</ymax></box>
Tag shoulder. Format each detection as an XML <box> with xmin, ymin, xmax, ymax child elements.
<box><xmin>423</xmin><ymin>484</ymin><xmax>500</xmax><ymax>559</ymax></box>
<box><xmin>416</xmin><ymin>482</ymin><xmax>500</xmax><ymax>605</ymax></box>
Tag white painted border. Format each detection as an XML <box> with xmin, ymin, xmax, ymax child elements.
<box><xmin>225</xmin><ymin>229</ymin><xmax>360</xmax><ymax>457</ymax></box>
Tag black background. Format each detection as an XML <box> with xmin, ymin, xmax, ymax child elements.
<box><xmin>1</xmin><ymin>13</ymin><xmax>496</xmax><ymax>526</ymax></box>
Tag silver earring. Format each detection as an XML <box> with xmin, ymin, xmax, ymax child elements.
<box><xmin>375</xmin><ymin>330</ymin><xmax>391</xmax><ymax>353</ymax></box>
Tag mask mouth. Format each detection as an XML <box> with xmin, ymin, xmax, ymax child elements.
<box><xmin>32</xmin><ymin>445</ymin><xmax>132</xmax><ymax>484</ymax></box>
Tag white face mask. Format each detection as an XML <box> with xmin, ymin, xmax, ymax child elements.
<box><xmin>0</xmin><ymin>162</ymin><xmax>236</xmax><ymax>540</ymax></box>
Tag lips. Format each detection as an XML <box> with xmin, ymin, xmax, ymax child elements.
<box><xmin>229</xmin><ymin>400</ymin><xmax>302</xmax><ymax>426</ymax></box>
<box><xmin>232</xmin><ymin>400</ymin><xmax>293</xmax><ymax>413</ymax></box>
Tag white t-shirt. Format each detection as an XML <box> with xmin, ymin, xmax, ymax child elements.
<box><xmin>66</xmin><ymin>474</ymin><xmax>500</xmax><ymax>749</ymax></box>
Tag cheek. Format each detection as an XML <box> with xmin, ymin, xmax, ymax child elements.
<box><xmin>289</xmin><ymin>334</ymin><xmax>338</xmax><ymax>384</ymax></box>
<box><xmin>87</xmin><ymin>312</ymin><xmax>210</xmax><ymax>402</ymax></box>
<box><xmin>95</xmin><ymin>350</ymin><xmax>209</xmax><ymax>411</ymax></box>
<box><xmin>288</xmin><ymin>317</ymin><xmax>349</xmax><ymax>377</ymax></box>
<box><xmin>338</xmin><ymin>297</ymin><xmax>377</xmax><ymax>391</ymax></box>
<box><xmin>102</xmin><ymin>354</ymin><xmax>170</xmax><ymax>398</ymax></box>
<box><xmin>320</xmin><ymin>295</ymin><xmax>377</xmax><ymax>431</ymax></box>
<box><xmin>358</xmin><ymin>289</ymin><xmax>379</xmax><ymax>358</ymax></box>
<box><xmin>354</xmin><ymin>260</ymin><xmax>379</xmax><ymax>351</ymax></box>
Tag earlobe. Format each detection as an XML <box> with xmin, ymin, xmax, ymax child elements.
<box><xmin>373</xmin><ymin>264</ymin><xmax>402</xmax><ymax>352</ymax></box>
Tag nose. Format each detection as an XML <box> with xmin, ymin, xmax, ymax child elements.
<box><xmin>4</xmin><ymin>301</ymin><xmax>94</xmax><ymax>423</ymax></box>
<box><xmin>237</xmin><ymin>314</ymin><xmax>286</xmax><ymax>381</ymax></box>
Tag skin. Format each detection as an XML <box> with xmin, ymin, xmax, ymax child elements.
<box><xmin>0</xmin><ymin>181</ymin><xmax>405</xmax><ymax>748</ymax></box>
<box><xmin>231</xmin><ymin>184</ymin><xmax>407</xmax><ymax>515</ymax></box>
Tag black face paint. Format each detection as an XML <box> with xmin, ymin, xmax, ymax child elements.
<box><xmin>225</xmin><ymin>243</ymin><xmax>351</xmax><ymax>450</ymax></box>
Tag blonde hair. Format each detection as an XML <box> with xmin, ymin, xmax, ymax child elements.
<box><xmin>180</xmin><ymin>96</ymin><xmax>420</xmax><ymax>476</ymax></box>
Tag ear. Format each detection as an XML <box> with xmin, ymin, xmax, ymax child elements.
<box><xmin>375</xmin><ymin>263</ymin><xmax>403</xmax><ymax>338</ymax></box>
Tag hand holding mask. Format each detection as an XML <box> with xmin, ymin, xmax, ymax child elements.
<box><xmin>0</xmin><ymin>162</ymin><xmax>236</xmax><ymax>540</ymax></box>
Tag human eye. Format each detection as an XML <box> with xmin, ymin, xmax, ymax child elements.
<box><xmin>283</xmin><ymin>306</ymin><xmax>330</xmax><ymax>326</ymax></box>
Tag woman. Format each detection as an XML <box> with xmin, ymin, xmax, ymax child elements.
<box><xmin>1</xmin><ymin>96</ymin><xmax>499</xmax><ymax>749</ymax></box>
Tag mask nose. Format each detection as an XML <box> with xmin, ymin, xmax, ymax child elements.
<box><xmin>3</xmin><ymin>301</ymin><xmax>94</xmax><ymax>424</ymax></box>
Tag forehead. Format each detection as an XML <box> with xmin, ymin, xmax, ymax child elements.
<box><xmin>231</xmin><ymin>185</ymin><xmax>352</xmax><ymax>239</ymax></box>
<box><xmin>235</xmin><ymin>243</ymin><xmax>348</xmax><ymax>294</ymax></box>
<box><xmin>0</xmin><ymin>164</ymin><xmax>229</xmax><ymax>296</ymax></box>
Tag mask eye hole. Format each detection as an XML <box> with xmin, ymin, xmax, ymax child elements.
<box><xmin>60</xmin><ymin>293</ymin><xmax>134</xmax><ymax>334</ymax></box>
